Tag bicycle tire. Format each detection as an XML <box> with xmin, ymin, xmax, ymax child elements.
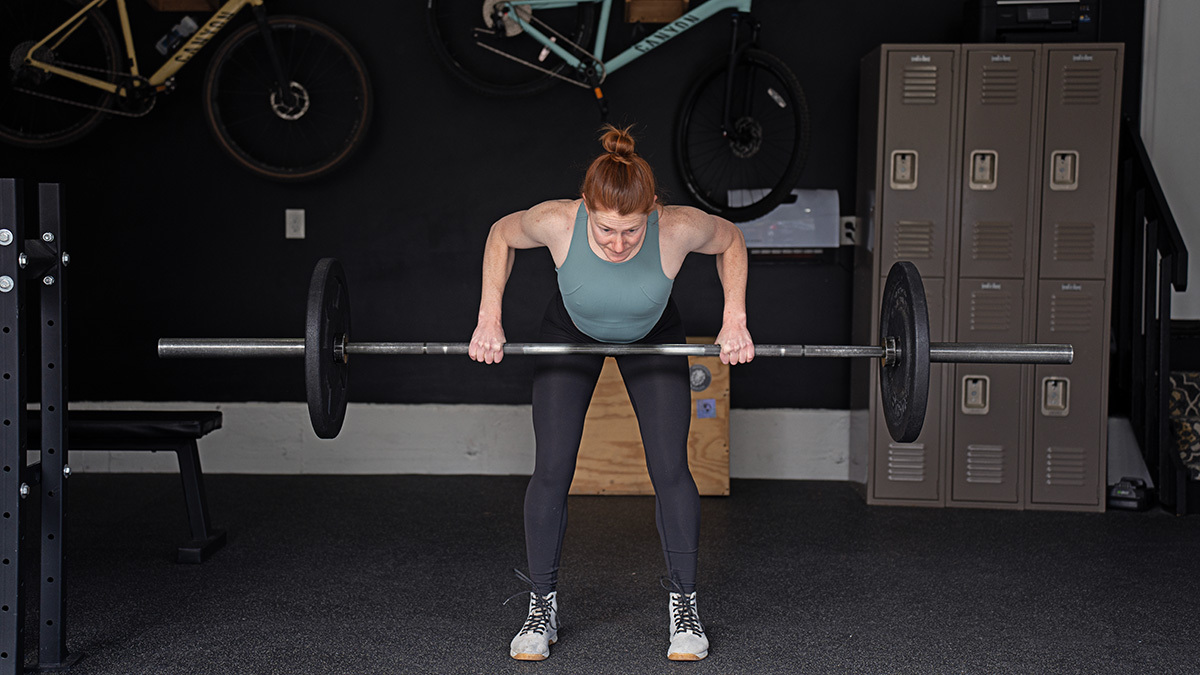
<box><xmin>426</xmin><ymin>0</ymin><xmax>595</xmax><ymax>97</ymax></box>
<box><xmin>0</xmin><ymin>0</ymin><xmax>121</xmax><ymax>149</ymax></box>
<box><xmin>203</xmin><ymin>16</ymin><xmax>372</xmax><ymax>182</ymax></box>
<box><xmin>675</xmin><ymin>48</ymin><xmax>811</xmax><ymax>222</ymax></box>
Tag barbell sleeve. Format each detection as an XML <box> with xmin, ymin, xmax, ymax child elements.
<box><xmin>158</xmin><ymin>338</ymin><xmax>1072</xmax><ymax>364</ymax></box>
<box><xmin>928</xmin><ymin>343</ymin><xmax>1073</xmax><ymax>365</ymax></box>
<box><xmin>158</xmin><ymin>338</ymin><xmax>305</xmax><ymax>358</ymax></box>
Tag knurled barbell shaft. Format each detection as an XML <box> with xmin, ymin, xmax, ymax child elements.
<box><xmin>349</xmin><ymin>342</ymin><xmax>881</xmax><ymax>358</ymax></box>
<box><xmin>156</xmin><ymin>338</ymin><xmax>1073</xmax><ymax>364</ymax></box>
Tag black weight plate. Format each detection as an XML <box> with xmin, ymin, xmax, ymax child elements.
<box><xmin>878</xmin><ymin>261</ymin><xmax>930</xmax><ymax>443</ymax></box>
<box><xmin>306</xmin><ymin>258</ymin><xmax>351</xmax><ymax>439</ymax></box>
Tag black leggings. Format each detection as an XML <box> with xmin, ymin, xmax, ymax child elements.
<box><xmin>525</xmin><ymin>292</ymin><xmax>699</xmax><ymax>594</ymax></box>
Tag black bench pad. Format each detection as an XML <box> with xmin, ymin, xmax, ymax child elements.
<box><xmin>26</xmin><ymin>410</ymin><xmax>222</xmax><ymax>446</ymax></box>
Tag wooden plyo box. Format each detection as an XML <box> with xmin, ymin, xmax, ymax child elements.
<box><xmin>569</xmin><ymin>338</ymin><xmax>730</xmax><ymax>496</ymax></box>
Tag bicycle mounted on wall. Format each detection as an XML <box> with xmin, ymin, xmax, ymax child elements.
<box><xmin>0</xmin><ymin>0</ymin><xmax>372</xmax><ymax>181</ymax></box>
<box><xmin>427</xmin><ymin>0</ymin><xmax>812</xmax><ymax>221</ymax></box>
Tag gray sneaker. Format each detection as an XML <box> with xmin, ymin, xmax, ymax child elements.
<box><xmin>667</xmin><ymin>591</ymin><xmax>709</xmax><ymax>661</ymax></box>
<box><xmin>510</xmin><ymin>591</ymin><xmax>558</xmax><ymax>661</ymax></box>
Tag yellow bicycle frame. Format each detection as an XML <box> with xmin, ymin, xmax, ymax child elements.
<box><xmin>23</xmin><ymin>0</ymin><xmax>263</xmax><ymax>97</ymax></box>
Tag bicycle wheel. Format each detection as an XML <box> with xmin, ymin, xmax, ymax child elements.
<box><xmin>0</xmin><ymin>0</ymin><xmax>121</xmax><ymax>148</ymax></box>
<box><xmin>203</xmin><ymin>16</ymin><xmax>372</xmax><ymax>182</ymax></box>
<box><xmin>427</xmin><ymin>0</ymin><xmax>596</xmax><ymax>96</ymax></box>
<box><xmin>675</xmin><ymin>49</ymin><xmax>810</xmax><ymax>222</ymax></box>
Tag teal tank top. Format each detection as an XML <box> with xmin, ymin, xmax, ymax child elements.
<box><xmin>555</xmin><ymin>202</ymin><xmax>674</xmax><ymax>343</ymax></box>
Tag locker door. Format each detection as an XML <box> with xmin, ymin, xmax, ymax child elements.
<box><xmin>1038</xmin><ymin>48</ymin><xmax>1121</xmax><ymax>280</ymax></box>
<box><xmin>1031</xmin><ymin>280</ymin><xmax>1106</xmax><ymax>506</ymax></box>
<box><xmin>872</xmin><ymin>277</ymin><xmax>945</xmax><ymax>502</ymax></box>
<box><xmin>951</xmin><ymin>279</ymin><xmax>1024</xmax><ymax>504</ymax></box>
<box><xmin>879</xmin><ymin>49</ymin><xmax>958</xmax><ymax>281</ymax></box>
<box><xmin>959</xmin><ymin>47</ymin><xmax>1040</xmax><ymax>280</ymax></box>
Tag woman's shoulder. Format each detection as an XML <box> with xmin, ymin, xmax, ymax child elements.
<box><xmin>658</xmin><ymin>204</ymin><xmax>712</xmax><ymax>236</ymax></box>
<box><xmin>520</xmin><ymin>199</ymin><xmax>579</xmax><ymax>243</ymax></box>
<box><xmin>658</xmin><ymin>204</ymin><xmax>731</xmax><ymax>252</ymax></box>
<box><xmin>526</xmin><ymin>198</ymin><xmax>581</xmax><ymax>223</ymax></box>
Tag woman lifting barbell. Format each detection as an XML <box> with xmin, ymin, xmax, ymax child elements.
<box><xmin>468</xmin><ymin>124</ymin><xmax>755</xmax><ymax>661</ymax></box>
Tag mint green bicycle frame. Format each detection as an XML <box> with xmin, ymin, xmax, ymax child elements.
<box><xmin>504</xmin><ymin>0</ymin><xmax>753</xmax><ymax>77</ymax></box>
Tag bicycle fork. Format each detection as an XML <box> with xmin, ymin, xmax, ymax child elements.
<box><xmin>251</xmin><ymin>5</ymin><xmax>297</xmax><ymax>109</ymax></box>
<box><xmin>721</xmin><ymin>13</ymin><xmax>759</xmax><ymax>137</ymax></box>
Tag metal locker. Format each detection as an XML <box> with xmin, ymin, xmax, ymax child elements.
<box><xmin>878</xmin><ymin>48</ymin><xmax>960</xmax><ymax>282</ymax></box>
<box><xmin>1037</xmin><ymin>46</ymin><xmax>1123</xmax><ymax>280</ymax></box>
<box><xmin>851</xmin><ymin>46</ymin><xmax>960</xmax><ymax>504</ymax></box>
<box><xmin>958</xmin><ymin>46</ymin><xmax>1041</xmax><ymax>280</ymax></box>
<box><xmin>950</xmin><ymin>279</ymin><xmax>1025</xmax><ymax>505</ymax></box>
<box><xmin>1030</xmin><ymin>279</ymin><xmax>1107</xmax><ymax>508</ymax></box>
<box><xmin>872</xmin><ymin>277</ymin><xmax>946</xmax><ymax>503</ymax></box>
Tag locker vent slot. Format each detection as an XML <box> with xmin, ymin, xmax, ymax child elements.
<box><xmin>1044</xmin><ymin>446</ymin><xmax>1086</xmax><ymax>485</ymax></box>
<box><xmin>969</xmin><ymin>291</ymin><xmax>1013</xmax><ymax>333</ymax></box>
<box><xmin>1049</xmin><ymin>293</ymin><xmax>1093</xmax><ymax>333</ymax></box>
<box><xmin>903</xmin><ymin>65</ymin><xmax>938</xmax><ymax>105</ymax></box>
<box><xmin>981</xmin><ymin>65</ymin><xmax>1019</xmax><ymax>105</ymax></box>
<box><xmin>1052</xmin><ymin>222</ymin><xmax>1095</xmax><ymax>262</ymax></box>
<box><xmin>886</xmin><ymin>445</ymin><xmax>926</xmax><ymax>482</ymax></box>
<box><xmin>966</xmin><ymin>444</ymin><xmax>1005</xmax><ymax>484</ymax></box>
<box><xmin>1062</xmin><ymin>65</ymin><xmax>1102</xmax><ymax>105</ymax></box>
<box><xmin>971</xmin><ymin>221</ymin><xmax>1014</xmax><ymax>261</ymax></box>
<box><xmin>893</xmin><ymin>220</ymin><xmax>935</xmax><ymax>259</ymax></box>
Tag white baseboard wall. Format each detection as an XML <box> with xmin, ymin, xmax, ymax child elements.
<box><xmin>37</xmin><ymin>402</ymin><xmax>853</xmax><ymax>480</ymax></box>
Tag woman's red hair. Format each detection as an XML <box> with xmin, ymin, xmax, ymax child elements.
<box><xmin>581</xmin><ymin>125</ymin><xmax>656</xmax><ymax>215</ymax></box>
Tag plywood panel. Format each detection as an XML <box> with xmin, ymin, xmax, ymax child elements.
<box><xmin>569</xmin><ymin>339</ymin><xmax>730</xmax><ymax>496</ymax></box>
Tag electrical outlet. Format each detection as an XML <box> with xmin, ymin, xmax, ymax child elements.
<box><xmin>285</xmin><ymin>209</ymin><xmax>305</xmax><ymax>239</ymax></box>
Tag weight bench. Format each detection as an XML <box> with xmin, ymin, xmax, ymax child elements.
<box><xmin>27</xmin><ymin>410</ymin><xmax>226</xmax><ymax>563</ymax></box>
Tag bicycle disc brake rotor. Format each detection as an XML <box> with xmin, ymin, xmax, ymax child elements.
<box><xmin>482</xmin><ymin>0</ymin><xmax>532</xmax><ymax>37</ymax></box>
<box><xmin>729</xmin><ymin>117</ymin><xmax>763</xmax><ymax>159</ymax></box>
<box><xmin>270</xmin><ymin>81</ymin><xmax>310</xmax><ymax>121</ymax></box>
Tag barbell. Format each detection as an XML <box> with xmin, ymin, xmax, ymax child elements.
<box><xmin>158</xmin><ymin>258</ymin><xmax>1072</xmax><ymax>442</ymax></box>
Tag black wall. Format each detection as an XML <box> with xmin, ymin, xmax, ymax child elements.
<box><xmin>0</xmin><ymin>0</ymin><xmax>1142</xmax><ymax>409</ymax></box>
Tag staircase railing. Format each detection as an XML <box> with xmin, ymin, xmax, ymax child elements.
<box><xmin>1112</xmin><ymin>115</ymin><xmax>1190</xmax><ymax>512</ymax></box>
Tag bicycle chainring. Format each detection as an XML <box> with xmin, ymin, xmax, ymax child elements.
<box><xmin>729</xmin><ymin>117</ymin><xmax>763</xmax><ymax>159</ymax></box>
<box><xmin>483</xmin><ymin>0</ymin><xmax>532</xmax><ymax>38</ymax></box>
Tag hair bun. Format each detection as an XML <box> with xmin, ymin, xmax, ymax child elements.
<box><xmin>600</xmin><ymin>124</ymin><xmax>636</xmax><ymax>164</ymax></box>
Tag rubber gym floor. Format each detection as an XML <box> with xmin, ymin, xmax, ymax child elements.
<box><xmin>21</xmin><ymin>473</ymin><xmax>1198</xmax><ymax>674</ymax></box>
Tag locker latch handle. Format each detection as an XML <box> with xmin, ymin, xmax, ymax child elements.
<box><xmin>1041</xmin><ymin>376</ymin><xmax>1070</xmax><ymax>417</ymax></box>
<box><xmin>1049</xmin><ymin>150</ymin><xmax>1079</xmax><ymax>191</ymax></box>
<box><xmin>962</xmin><ymin>375</ymin><xmax>990</xmax><ymax>415</ymax></box>
<box><xmin>890</xmin><ymin>150</ymin><xmax>918</xmax><ymax>190</ymax></box>
<box><xmin>969</xmin><ymin>150</ymin><xmax>998</xmax><ymax>191</ymax></box>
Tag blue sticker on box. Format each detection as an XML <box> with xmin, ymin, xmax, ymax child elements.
<box><xmin>697</xmin><ymin>399</ymin><xmax>716</xmax><ymax>419</ymax></box>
